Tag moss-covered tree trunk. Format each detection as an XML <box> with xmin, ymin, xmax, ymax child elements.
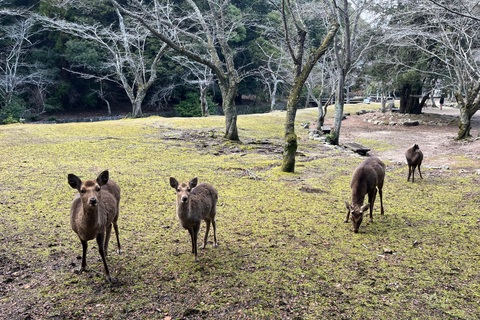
<box><xmin>282</xmin><ymin>80</ymin><xmax>302</xmax><ymax>172</ymax></box>
<box><xmin>280</xmin><ymin>14</ymin><xmax>339</xmax><ymax>173</ymax></box>
<box><xmin>221</xmin><ymin>82</ymin><xmax>239</xmax><ymax>141</ymax></box>
<box><xmin>454</xmin><ymin>82</ymin><xmax>480</xmax><ymax>140</ymax></box>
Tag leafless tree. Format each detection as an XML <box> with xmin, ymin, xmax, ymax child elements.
<box><xmin>173</xmin><ymin>55</ymin><xmax>215</xmax><ymax>117</ymax></box>
<box><xmin>382</xmin><ymin>0</ymin><xmax>480</xmax><ymax>139</ymax></box>
<box><xmin>0</xmin><ymin>17</ymin><xmax>36</xmax><ymax>107</ymax></box>
<box><xmin>34</xmin><ymin>4</ymin><xmax>168</xmax><ymax>117</ymax></box>
<box><xmin>254</xmin><ymin>40</ymin><xmax>290</xmax><ymax>111</ymax></box>
<box><xmin>110</xmin><ymin>0</ymin><xmax>254</xmax><ymax>140</ymax></box>
<box><xmin>322</xmin><ymin>0</ymin><xmax>375</xmax><ymax>145</ymax></box>
<box><xmin>269</xmin><ymin>0</ymin><xmax>339</xmax><ymax>172</ymax></box>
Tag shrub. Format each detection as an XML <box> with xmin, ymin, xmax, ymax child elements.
<box><xmin>1</xmin><ymin>96</ymin><xmax>26</xmax><ymax>124</ymax></box>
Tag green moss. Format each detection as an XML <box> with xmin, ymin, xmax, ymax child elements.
<box><xmin>0</xmin><ymin>110</ymin><xmax>479</xmax><ymax>319</ymax></box>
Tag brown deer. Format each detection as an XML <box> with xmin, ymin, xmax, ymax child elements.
<box><xmin>405</xmin><ymin>144</ymin><xmax>423</xmax><ymax>182</ymax></box>
<box><xmin>169</xmin><ymin>177</ymin><xmax>218</xmax><ymax>262</ymax></box>
<box><xmin>345</xmin><ymin>157</ymin><xmax>385</xmax><ymax>233</ymax></box>
<box><xmin>68</xmin><ymin>170</ymin><xmax>121</xmax><ymax>282</ymax></box>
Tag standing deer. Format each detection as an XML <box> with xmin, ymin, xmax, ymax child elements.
<box><xmin>68</xmin><ymin>170</ymin><xmax>121</xmax><ymax>282</ymax></box>
<box><xmin>405</xmin><ymin>144</ymin><xmax>423</xmax><ymax>182</ymax></box>
<box><xmin>345</xmin><ymin>157</ymin><xmax>385</xmax><ymax>233</ymax></box>
<box><xmin>169</xmin><ymin>177</ymin><xmax>218</xmax><ymax>262</ymax></box>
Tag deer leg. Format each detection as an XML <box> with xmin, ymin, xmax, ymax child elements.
<box><xmin>412</xmin><ymin>165</ymin><xmax>415</xmax><ymax>182</ymax></box>
<box><xmin>407</xmin><ymin>165</ymin><xmax>412</xmax><ymax>181</ymax></box>
<box><xmin>96</xmin><ymin>233</ymin><xmax>112</xmax><ymax>282</ymax></box>
<box><xmin>113</xmin><ymin>221</ymin><xmax>121</xmax><ymax>255</ymax></box>
<box><xmin>369</xmin><ymin>190</ymin><xmax>377</xmax><ymax>222</ymax></box>
<box><xmin>188</xmin><ymin>228</ymin><xmax>195</xmax><ymax>254</ymax></box>
<box><xmin>202</xmin><ymin>219</ymin><xmax>211</xmax><ymax>249</ymax></box>
<box><xmin>77</xmin><ymin>239</ymin><xmax>88</xmax><ymax>274</ymax></box>
<box><xmin>104</xmin><ymin>224</ymin><xmax>112</xmax><ymax>257</ymax></box>
<box><xmin>379</xmin><ymin>187</ymin><xmax>384</xmax><ymax>215</ymax></box>
<box><xmin>212</xmin><ymin>219</ymin><xmax>218</xmax><ymax>248</ymax></box>
<box><xmin>418</xmin><ymin>165</ymin><xmax>423</xmax><ymax>179</ymax></box>
<box><xmin>193</xmin><ymin>225</ymin><xmax>200</xmax><ymax>263</ymax></box>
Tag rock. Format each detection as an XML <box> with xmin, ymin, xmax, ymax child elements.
<box><xmin>383</xmin><ymin>247</ymin><xmax>393</xmax><ymax>254</ymax></box>
<box><xmin>389</xmin><ymin>122</ymin><xmax>396</xmax><ymax>126</ymax></box>
<box><xmin>403</xmin><ymin>120</ymin><xmax>420</xmax><ymax>126</ymax></box>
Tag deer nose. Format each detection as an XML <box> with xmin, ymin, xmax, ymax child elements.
<box><xmin>89</xmin><ymin>198</ymin><xmax>98</xmax><ymax>205</ymax></box>
<box><xmin>181</xmin><ymin>196</ymin><xmax>188</xmax><ymax>202</ymax></box>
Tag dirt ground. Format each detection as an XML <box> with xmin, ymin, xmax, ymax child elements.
<box><xmin>332</xmin><ymin>105</ymin><xmax>480</xmax><ymax>168</ymax></box>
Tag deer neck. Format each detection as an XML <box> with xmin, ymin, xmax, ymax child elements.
<box><xmin>176</xmin><ymin>200</ymin><xmax>192</xmax><ymax>219</ymax></box>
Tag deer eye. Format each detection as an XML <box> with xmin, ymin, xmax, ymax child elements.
<box><xmin>177</xmin><ymin>188</ymin><xmax>180</xmax><ymax>192</ymax></box>
<box><xmin>80</xmin><ymin>189</ymin><xmax>86</xmax><ymax>194</ymax></box>
<box><xmin>187</xmin><ymin>188</ymin><xmax>191</xmax><ymax>192</ymax></box>
<box><xmin>96</xmin><ymin>187</ymin><xmax>101</xmax><ymax>192</ymax></box>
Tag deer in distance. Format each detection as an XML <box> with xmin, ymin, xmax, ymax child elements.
<box><xmin>345</xmin><ymin>157</ymin><xmax>385</xmax><ymax>233</ymax></box>
<box><xmin>68</xmin><ymin>170</ymin><xmax>121</xmax><ymax>282</ymax></box>
<box><xmin>170</xmin><ymin>177</ymin><xmax>218</xmax><ymax>262</ymax></box>
<box><xmin>405</xmin><ymin>144</ymin><xmax>423</xmax><ymax>182</ymax></box>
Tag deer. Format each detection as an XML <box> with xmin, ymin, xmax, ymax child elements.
<box><xmin>405</xmin><ymin>144</ymin><xmax>423</xmax><ymax>182</ymax></box>
<box><xmin>68</xmin><ymin>170</ymin><xmax>121</xmax><ymax>282</ymax></box>
<box><xmin>345</xmin><ymin>157</ymin><xmax>385</xmax><ymax>233</ymax></box>
<box><xmin>169</xmin><ymin>177</ymin><xmax>218</xmax><ymax>262</ymax></box>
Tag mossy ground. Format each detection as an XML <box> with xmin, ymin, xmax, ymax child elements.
<box><xmin>0</xmin><ymin>105</ymin><xmax>479</xmax><ymax>319</ymax></box>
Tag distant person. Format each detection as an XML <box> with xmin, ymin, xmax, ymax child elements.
<box><xmin>439</xmin><ymin>95</ymin><xmax>444</xmax><ymax>110</ymax></box>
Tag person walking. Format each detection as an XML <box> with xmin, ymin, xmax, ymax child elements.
<box><xmin>439</xmin><ymin>95</ymin><xmax>444</xmax><ymax>110</ymax></box>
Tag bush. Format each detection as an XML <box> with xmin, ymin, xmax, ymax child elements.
<box><xmin>1</xmin><ymin>96</ymin><xmax>26</xmax><ymax>124</ymax></box>
<box><xmin>174</xmin><ymin>91</ymin><xmax>218</xmax><ymax>117</ymax></box>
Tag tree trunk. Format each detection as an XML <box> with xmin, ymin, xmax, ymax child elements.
<box><xmin>132</xmin><ymin>98</ymin><xmax>143</xmax><ymax>118</ymax></box>
<box><xmin>222</xmin><ymin>83</ymin><xmax>239</xmax><ymax>141</ymax></box>
<box><xmin>331</xmin><ymin>70</ymin><xmax>345</xmax><ymax>145</ymax></box>
<box><xmin>200</xmin><ymin>85</ymin><xmax>208</xmax><ymax>117</ymax></box>
<box><xmin>455</xmin><ymin>87</ymin><xmax>480</xmax><ymax>140</ymax></box>
<box><xmin>399</xmin><ymin>83</ymin><xmax>422</xmax><ymax>114</ymax></box>
<box><xmin>281</xmin><ymin>83</ymin><xmax>301</xmax><ymax>172</ymax></box>
<box><xmin>270</xmin><ymin>81</ymin><xmax>277</xmax><ymax>111</ymax></box>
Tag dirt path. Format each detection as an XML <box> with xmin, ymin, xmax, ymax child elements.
<box><xmin>335</xmin><ymin>106</ymin><xmax>480</xmax><ymax>168</ymax></box>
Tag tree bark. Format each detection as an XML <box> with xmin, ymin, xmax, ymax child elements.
<box><xmin>331</xmin><ymin>69</ymin><xmax>345</xmax><ymax>145</ymax></box>
<box><xmin>455</xmin><ymin>83</ymin><xmax>480</xmax><ymax>140</ymax></box>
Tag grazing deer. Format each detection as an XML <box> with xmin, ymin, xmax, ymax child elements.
<box><xmin>345</xmin><ymin>157</ymin><xmax>385</xmax><ymax>233</ymax></box>
<box><xmin>169</xmin><ymin>177</ymin><xmax>218</xmax><ymax>262</ymax></box>
<box><xmin>68</xmin><ymin>170</ymin><xmax>121</xmax><ymax>282</ymax></box>
<box><xmin>405</xmin><ymin>144</ymin><xmax>423</xmax><ymax>182</ymax></box>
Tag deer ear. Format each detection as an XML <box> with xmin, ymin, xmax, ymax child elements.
<box><xmin>345</xmin><ymin>201</ymin><xmax>352</xmax><ymax>211</ymax></box>
<box><xmin>97</xmin><ymin>170</ymin><xmax>109</xmax><ymax>186</ymax></box>
<box><xmin>169</xmin><ymin>177</ymin><xmax>178</xmax><ymax>189</ymax></box>
<box><xmin>68</xmin><ymin>174</ymin><xmax>82</xmax><ymax>191</ymax></box>
<box><xmin>361</xmin><ymin>203</ymin><xmax>370</xmax><ymax>213</ymax></box>
<box><xmin>189</xmin><ymin>177</ymin><xmax>198</xmax><ymax>189</ymax></box>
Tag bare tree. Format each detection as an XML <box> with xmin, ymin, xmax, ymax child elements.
<box><xmin>304</xmin><ymin>52</ymin><xmax>337</xmax><ymax>130</ymax></box>
<box><xmin>110</xmin><ymin>0</ymin><xmax>253</xmax><ymax>140</ymax></box>
<box><xmin>173</xmin><ymin>55</ymin><xmax>215</xmax><ymax>117</ymax></box>
<box><xmin>255</xmin><ymin>40</ymin><xmax>290</xmax><ymax>111</ymax></box>
<box><xmin>35</xmin><ymin>4</ymin><xmax>168</xmax><ymax>117</ymax></box>
<box><xmin>0</xmin><ymin>17</ymin><xmax>36</xmax><ymax>107</ymax></box>
<box><xmin>381</xmin><ymin>0</ymin><xmax>480</xmax><ymax>139</ymax></box>
<box><xmin>270</xmin><ymin>0</ymin><xmax>339</xmax><ymax>172</ymax></box>
<box><xmin>323</xmin><ymin>0</ymin><xmax>374</xmax><ymax>145</ymax></box>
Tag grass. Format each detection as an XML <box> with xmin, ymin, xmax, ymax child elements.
<box><xmin>0</xmin><ymin>104</ymin><xmax>479</xmax><ymax>319</ymax></box>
